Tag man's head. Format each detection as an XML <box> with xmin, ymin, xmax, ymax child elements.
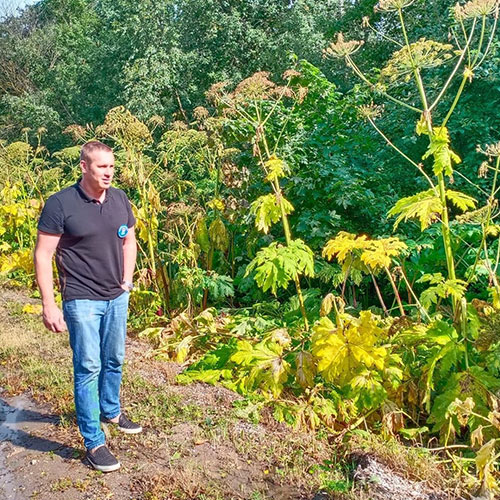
<box><xmin>80</xmin><ymin>141</ymin><xmax>115</xmax><ymax>192</ymax></box>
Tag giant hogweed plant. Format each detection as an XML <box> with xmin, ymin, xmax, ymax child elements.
<box><xmin>207</xmin><ymin>71</ymin><xmax>315</xmax><ymax>330</ymax></box>
<box><xmin>323</xmin><ymin>0</ymin><xmax>500</xmax><ymax>493</ymax></box>
<box><xmin>174</xmin><ymin>73</ymin><xmax>407</xmax><ymax>434</ymax></box>
<box><xmin>96</xmin><ymin>107</ymin><xmax>236</xmax><ymax>318</ymax></box>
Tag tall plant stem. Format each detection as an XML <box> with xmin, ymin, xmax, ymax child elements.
<box><xmin>460</xmin><ymin>298</ymin><xmax>470</xmax><ymax>370</ymax></box>
<box><xmin>442</xmin><ymin>75</ymin><xmax>468</xmax><ymax>127</ymax></box>
<box><xmin>370</xmin><ymin>273</ymin><xmax>388</xmax><ymax>316</ymax></box>
<box><xmin>399</xmin><ymin>9</ymin><xmax>458</xmax><ymax>313</ymax></box>
<box><xmin>256</xmin><ymin>108</ymin><xmax>309</xmax><ymax>330</ymax></box>
<box><xmin>384</xmin><ymin>266</ymin><xmax>405</xmax><ymax>316</ymax></box>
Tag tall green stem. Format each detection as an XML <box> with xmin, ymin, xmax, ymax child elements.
<box><xmin>257</xmin><ymin>107</ymin><xmax>309</xmax><ymax>330</ymax></box>
<box><xmin>399</xmin><ymin>9</ymin><xmax>457</xmax><ymax>304</ymax></box>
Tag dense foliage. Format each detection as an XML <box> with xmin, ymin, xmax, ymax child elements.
<box><xmin>1</xmin><ymin>0</ymin><xmax>500</xmax><ymax>496</ymax></box>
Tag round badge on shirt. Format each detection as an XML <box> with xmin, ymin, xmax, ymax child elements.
<box><xmin>117</xmin><ymin>225</ymin><xmax>129</xmax><ymax>238</ymax></box>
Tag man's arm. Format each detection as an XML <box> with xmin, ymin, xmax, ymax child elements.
<box><xmin>34</xmin><ymin>230</ymin><xmax>66</xmax><ymax>332</ymax></box>
<box><xmin>122</xmin><ymin>225</ymin><xmax>137</xmax><ymax>289</ymax></box>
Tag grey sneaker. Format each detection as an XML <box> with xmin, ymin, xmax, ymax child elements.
<box><xmin>86</xmin><ymin>445</ymin><xmax>120</xmax><ymax>472</ymax></box>
<box><xmin>101</xmin><ymin>413</ymin><xmax>143</xmax><ymax>434</ymax></box>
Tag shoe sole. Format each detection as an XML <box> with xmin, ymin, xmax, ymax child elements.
<box><xmin>87</xmin><ymin>456</ymin><xmax>121</xmax><ymax>473</ymax></box>
<box><xmin>101</xmin><ymin>421</ymin><xmax>143</xmax><ymax>434</ymax></box>
<box><xmin>118</xmin><ymin>425</ymin><xmax>143</xmax><ymax>434</ymax></box>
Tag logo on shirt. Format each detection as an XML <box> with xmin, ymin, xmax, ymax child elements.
<box><xmin>117</xmin><ymin>225</ymin><xmax>128</xmax><ymax>238</ymax></box>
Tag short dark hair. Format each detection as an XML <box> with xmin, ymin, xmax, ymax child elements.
<box><xmin>80</xmin><ymin>141</ymin><xmax>113</xmax><ymax>164</ymax></box>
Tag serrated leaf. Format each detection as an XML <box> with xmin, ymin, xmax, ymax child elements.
<box><xmin>360</xmin><ymin>237</ymin><xmax>407</xmax><ymax>271</ymax></box>
<box><xmin>245</xmin><ymin>239</ymin><xmax>314</xmax><ymax>295</ymax></box>
<box><xmin>476</xmin><ymin>440</ymin><xmax>499</xmax><ymax>495</ymax></box>
<box><xmin>388</xmin><ymin>189</ymin><xmax>442</xmax><ymax>231</ymax></box>
<box><xmin>311</xmin><ymin>311</ymin><xmax>388</xmax><ymax>386</ymax></box>
<box><xmin>209</xmin><ymin>218</ymin><xmax>229</xmax><ymax>251</ymax></box>
<box><xmin>422</xmin><ymin>126</ymin><xmax>461</xmax><ymax>177</ymax></box>
<box><xmin>22</xmin><ymin>303</ymin><xmax>42</xmax><ymax>315</ymax></box>
<box><xmin>264</xmin><ymin>155</ymin><xmax>287</xmax><ymax>182</ymax></box>
<box><xmin>418</xmin><ymin>275</ymin><xmax>467</xmax><ymax>310</ymax></box>
<box><xmin>175</xmin><ymin>335</ymin><xmax>195</xmax><ymax>363</ymax></box>
<box><xmin>231</xmin><ymin>339</ymin><xmax>290</xmax><ymax>398</ymax></box>
<box><xmin>194</xmin><ymin>217</ymin><xmax>210</xmax><ymax>253</ymax></box>
<box><xmin>250</xmin><ymin>193</ymin><xmax>294</xmax><ymax>234</ymax></box>
<box><xmin>446</xmin><ymin>190</ymin><xmax>476</xmax><ymax>212</ymax></box>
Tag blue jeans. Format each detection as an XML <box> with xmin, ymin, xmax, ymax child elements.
<box><xmin>63</xmin><ymin>292</ymin><xmax>129</xmax><ymax>450</ymax></box>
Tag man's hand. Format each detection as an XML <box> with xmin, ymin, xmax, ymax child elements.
<box><xmin>42</xmin><ymin>303</ymin><xmax>67</xmax><ymax>333</ymax></box>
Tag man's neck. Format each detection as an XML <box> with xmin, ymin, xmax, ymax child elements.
<box><xmin>80</xmin><ymin>178</ymin><xmax>107</xmax><ymax>203</ymax></box>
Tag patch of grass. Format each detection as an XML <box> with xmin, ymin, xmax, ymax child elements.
<box><xmin>134</xmin><ymin>471</ymin><xmax>225</xmax><ymax>500</ymax></box>
<box><xmin>50</xmin><ymin>477</ymin><xmax>73</xmax><ymax>492</ymax></box>
<box><xmin>124</xmin><ymin>372</ymin><xmax>211</xmax><ymax>429</ymax></box>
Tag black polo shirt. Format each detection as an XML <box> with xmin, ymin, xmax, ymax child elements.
<box><xmin>38</xmin><ymin>182</ymin><xmax>136</xmax><ymax>301</ymax></box>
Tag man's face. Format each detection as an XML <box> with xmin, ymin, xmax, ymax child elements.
<box><xmin>81</xmin><ymin>150</ymin><xmax>115</xmax><ymax>191</ymax></box>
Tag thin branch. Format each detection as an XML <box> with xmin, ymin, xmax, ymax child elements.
<box><xmin>367</xmin><ymin>117</ymin><xmax>437</xmax><ymax>192</ymax></box>
<box><xmin>475</xmin><ymin>7</ymin><xmax>499</xmax><ymax>68</ymax></box>
<box><xmin>429</xmin><ymin>18</ymin><xmax>477</xmax><ymax>112</ymax></box>
<box><xmin>346</xmin><ymin>56</ymin><xmax>422</xmax><ymax>113</ymax></box>
<box><xmin>453</xmin><ymin>169</ymin><xmax>490</xmax><ymax>197</ymax></box>
<box><xmin>365</xmin><ymin>20</ymin><xmax>404</xmax><ymax>47</ymax></box>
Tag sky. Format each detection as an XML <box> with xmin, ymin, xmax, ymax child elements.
<box><xmin>0</xmin><ymin>0</ymin><xmax>37</xmax><ymax>19</ymax></box>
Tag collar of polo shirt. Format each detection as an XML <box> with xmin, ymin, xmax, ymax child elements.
<box><xmin>76</xmin><ymin>179</ymin><xmax>114</xmax><ymax>204</ymax></box>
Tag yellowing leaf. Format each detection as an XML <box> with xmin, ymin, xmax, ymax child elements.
<box><xmin>207</xmin><ymin>198</ymin><xmax>225</xmax><ymax>211</ymax></box>
<box><xmin>446</xmin><ymin>190</ymin><xmax>476</xmax><ymax>211</ymax></box>
<box><xmin>269</xmin><ymin>328</ymin><xmax>291</xmax><ymax>346</ymax></box>
<box><xmin>311</xmin><ymin>311</ymin><xmax>388</xmax><ymax>386</ymax></box>
<box><xmin>476</xmin><ymin>439</ymin><xmax>499</xmax><ymax>495</ymax></box>
<box><xmin>471</xmin><ymin>425</ymin><xmax>484</xmax><ymax>448</ymax></box>
<box><xmin>264</xmin><ymin>155</ymin><xmax>287</xmax><ymax>182</ymax></box>
<box><xmin>485</xmin><ymin>224</ymin><xmax>500</xmax><ymax>237</ymax></box>
<box><xmin>231</xmin><ymin>339</ymin><xmax>290</xmax><ymax>398</ymax></box>
<box><xmin>422</xmin><ymin>126</ymin><xmax>461</xmax><ymax>177</ymax></box>
<box><xmin>0</xmin><ymin>248</ymin><xmax>33</xmax><ymax>275</ymax></box>
<box><xmin>22</xmin><ymin>303</ymin><xmax>42</xmax><ymax>315</ymax></box>
<box><xmin>360</xmin><ymin>237</ymin><xmax>407</xmax><ymax>271</ymax></box>
<box><xmin>416</xmin><ymin>114</ymin><xmax>428</xmax><ymax>136</ymax></box>
<box><xmin>295</xmin><ymin>351</ymin><xmax>316</xmax><ymax>389</ymax></box>
<box><xmin>322</xmin><ymin>231</ymin><xmax>367</xmax><ymax>262</ymax></box>
<box><xmin>175</xmin><ymin>335</ymin><xmax>195</xmax><ymax>363</ymax></box>
<box><xmin>388</xmin><ymin>189</ymin><xmax>442</xmax><ymax>230</ymax></box>
<box><xmin>320</xmin><ymin>293</ymin><xmax>336</xmax><ymax>317</ymax></box>
<box><xmin>209</xmin><ymin>218</ymin><xmax>229</xmax><ymax>251</ymax></box>
<box><xmin>194</xmin><ymin>217</ymin><xmax>210</xmax><ymax>253</ymax></box>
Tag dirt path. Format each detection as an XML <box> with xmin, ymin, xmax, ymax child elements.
<box><xmin>0</xmin><ymin>392</ymin><xmax>86</xmax><ymax>499</ymax></box>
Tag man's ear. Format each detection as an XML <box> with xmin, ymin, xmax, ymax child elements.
<box><xmin>80</xmin><ymin>160</ymin><xmax>87</xmax><ymax>174</ymax></box>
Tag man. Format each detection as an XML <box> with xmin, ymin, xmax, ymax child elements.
<box><xmin>34</xmin><ymin>141</ymin><xmax>141</xmax><ymax>473</ymax></box>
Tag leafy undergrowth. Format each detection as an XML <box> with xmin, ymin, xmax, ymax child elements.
<box><xmin>135</xmin><ymin>298</ymin><xmax>500</xmax><ymax>499</ymax></box>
